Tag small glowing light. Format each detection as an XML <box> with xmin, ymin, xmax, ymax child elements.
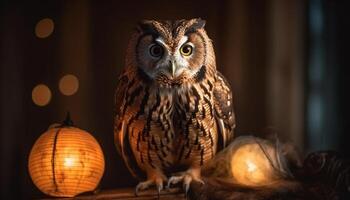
<box><xmin>35</xmin><ymin>18</ymin><xmax>54</xmax><ymax>38</ymax></box>
<box><xmin>59</xmin><ymin>74</ymin><xmax>79</xmax><ymax>96</ymax></box>
<box><xmin>246</xmin><ymin>160</ymin><xmax>257</xmax><ymax>172</ymax></box>
<box><xmin>64</xmin><ymin>157</ymin><xmax>75</xmax><ymax>167</ymax></box>
<box><xmin>32</xmin><ymin>84</ymin><xmax>51</xmax><ymax>106</ymax></box>
<box><xmin>231</xmin><ymin>143</ymin><xmax>278</xmax><ymax>186</ymax></box>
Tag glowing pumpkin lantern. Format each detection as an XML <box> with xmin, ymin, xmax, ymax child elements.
<box><xmin>28</xmin><ymin>114</ymin><xmax>105</xmax><ymax>197</ymax></box>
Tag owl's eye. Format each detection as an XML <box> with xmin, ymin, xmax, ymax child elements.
<box><xmin>180</xmin><ymin>44</ymin><xmax>193</xmax><ymax>56</ymax></box>
<box><xmin>149</xmin><ymin>44</ymin><xmax>164</xmax><ymax>58</ymax></box>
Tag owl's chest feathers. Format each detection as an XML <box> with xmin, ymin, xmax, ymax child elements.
<box><xmin>127</xmin><ymin>79</ymin><xmax>217</xmax><ymax>168</ymax></box>
<box><xmin>148</xmin><ymin>82</ymin><xmax>215</xmax><ymax>136</ymax></box>
<box><xmin>128</xmin><ymin>86</ymin><xmax>210</xmax><ymax>132</ymax></box>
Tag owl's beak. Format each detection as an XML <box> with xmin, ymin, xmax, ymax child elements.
<box><xmin>170</xmin><ymin>60</ymin><xmax>176</xmax><ymax>77</ymax></box>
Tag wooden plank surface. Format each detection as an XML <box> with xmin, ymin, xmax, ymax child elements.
<box><xmin>40</xmin><ymin>188</ymin><xmax>185</xmax><ymax>200</ymax></box>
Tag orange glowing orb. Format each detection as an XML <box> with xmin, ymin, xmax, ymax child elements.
<box><xmin>231</xmin><ymin>143</ymin><xmax>279</xmax><ymax>186</ymax></box>
<box><xmin>28</xmin><ymin>124</ymin><xmax>105</xmax><ymax>197</ymax></box>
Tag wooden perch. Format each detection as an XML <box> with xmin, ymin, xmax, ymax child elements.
<box><xmin>40</xmin><ymin>188</ymin><xmax>185</xmax><ymax>200</ymax></box>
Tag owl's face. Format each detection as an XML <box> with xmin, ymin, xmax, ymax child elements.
<box><xmin>129</xmin><ymin>18</ymin><xmax>213</xmax><ymax>87</ymax></box>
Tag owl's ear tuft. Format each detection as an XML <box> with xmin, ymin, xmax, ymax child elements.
<box><xmin>137</xmin><ymin>20</ymin><xmax>156</xmax><ymax>34</ymax></box>
<box><xmin>186</xmin><ymin>18</ymin><xmax>206</xmax><ymax>34</ymax></box>
<box><xmin>193</xmin><ymin>18</ymin><xmax>206</xmax><ymax>29</ymax></box>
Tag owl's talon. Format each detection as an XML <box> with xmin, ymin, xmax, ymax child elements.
<box><xmin>134</xmin><ymin>176</ymin><xmax>165</xmax><ymax>198</ymax></box>
<box><xmin>167</xmin><ymin>176</ymin><xmax>183</xmax><ymax>188</ymax></box>
<box><xmin>157</xmin><ymin>181</ymin><xmax>163</xmax><ymax>199</ymax></box>
<box><xmin>167</xmin><ymin>167</ymin><xmax>203</xmax><ymax>197</ymax></box>
<box><xmin>134</xmin><ymin>180</ymin><xmax>154</xmax><ymax>196</ymax></box>
<box><xmin>135</xmin><ymin>185</ymin><xmax>140</xmax><ymax>196</ymax></box>
<box><xmin>183</xmin><ymin>175</ymin><xmax>191</xmax><ymax>198</ymax></box>
<box><xmin>198</xmin><ymin>179</ymin><xmax>205</xmax><ymax>185</ymax></box>
<box><xmin>183</xmin><ymin>182</ymin><xmax>190</xmax><ymax>197</ymax></box>
<box><xmin>157</xmin><ymin>187</ymin><xmax>161</xmax><ymax>200</ymax></box>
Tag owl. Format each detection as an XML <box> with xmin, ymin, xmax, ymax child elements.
<box><xmin>114</xmin><ymin>18</ymin><xmax>235</xmax><ymax>196</ymax></box>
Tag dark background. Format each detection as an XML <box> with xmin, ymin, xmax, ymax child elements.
<box><xmin>0</xmin><ymin>0</ymin><xmax>349</xmax><ymax>199</ymax></box>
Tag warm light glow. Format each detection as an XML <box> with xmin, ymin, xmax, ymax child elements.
<box><xmin>231</xmin><ymin>143</ymin><xmax>278</xmax><ymax>186</ymax></box>
<box><xmin>32</xmin><ymin>84</ymin><xmax>51</xmax><ymax>106</ymax></box>
<box><xmin>35</xmin><ymin>18</ymin><xmax>54</xmax><ymax>38</ymax></box>
<box><xmin>64</xmin><ymin>157</ymin><xmax>75</xmax><ymax>167</ymax></box>
<box><xmin>59</xmin><ymin>74</ymin><xmax>79</xmax><ymax>96</ymax></box>
<box><xmin>246</xmin><ymin>160</ymin><xmax>257</xmax><ymax>172</ymax></box>
<box><xmin>28</xmin><ymin>126</ymin><xmax>105</xmax><ymax>197</ymax></box>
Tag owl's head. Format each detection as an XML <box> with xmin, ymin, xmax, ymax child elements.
<box><xmin>126</xmin><ymin>18</ymin><xmax>215</xmax><ymax>87</ymax></box>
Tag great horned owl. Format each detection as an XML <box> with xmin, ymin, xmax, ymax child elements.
<box><xmin>114</xmin><ymin>18</ymin><xmax>235</xmax><ymax>196</ymax></box>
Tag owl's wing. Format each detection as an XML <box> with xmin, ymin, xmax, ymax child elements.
<box><xmin>213</xmin><ymin>71</ymin><xmax>236</xmax><ymax>150</ymax></box>
<box><xmin>114</xmin><ymin>72</ymin><xmax>145</xmax><ymax>179</ymax></box>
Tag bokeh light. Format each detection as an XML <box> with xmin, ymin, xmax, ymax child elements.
<box><xmin>32</xmin><ymin>84</ymin><xmax>51</xmax><ymax>106</ymax></box>
<box><xmin>35</xmin><ymin>18</ymin><xmax>54</xmax><ymax>38</ymax></box>
<box><xmin>59</xmin><ymin>74</ymin><xmax>79</xmax><ymax>96</ymax></box>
